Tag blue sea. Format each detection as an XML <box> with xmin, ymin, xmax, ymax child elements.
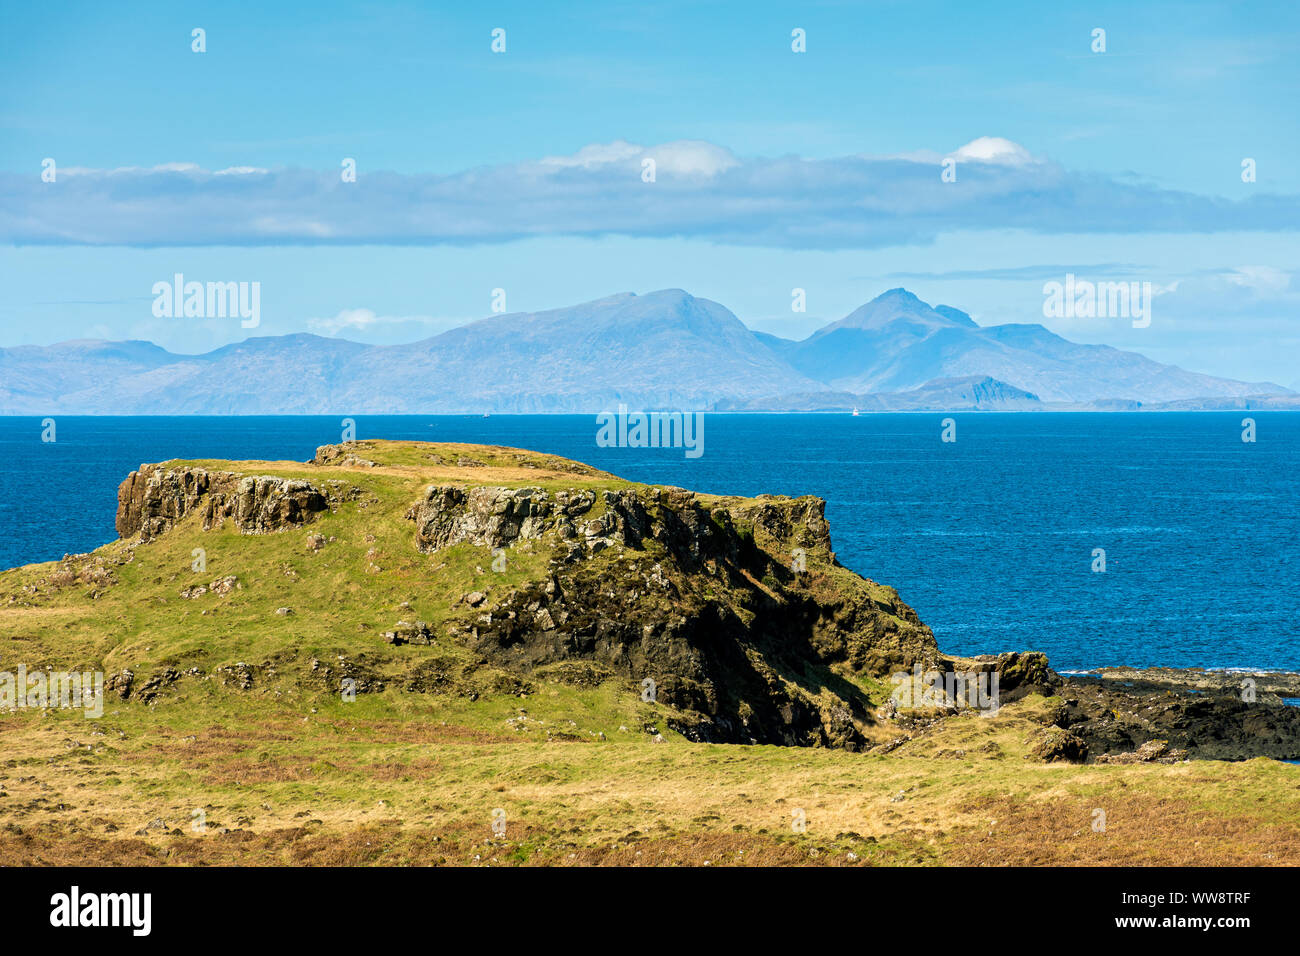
<box><xmin>2</xmin><ymin>413</ymin><xmax>1296</xmax><ymax>673</ymax></box>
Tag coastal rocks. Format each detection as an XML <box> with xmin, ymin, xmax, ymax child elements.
<box><xmin>116</xmin><ymin>464</ymin><xmax>329</xmax><ymax>540</ymax></box>
<box><xmin>958</xmin><ymin>651</ymin><xmax>1059</xmax><ymax>704</ymax></box>
<box><xmin>1057</xmin><ymin>672</ymin><xmax>1300</xmax><ymax>762</ymax></box>
<box><xmin>218</xmin><ymin>476</ymin><xmax>329</xmax><ymax>534</ymax></box>
<box><xmin>881</xmin><ymin>659</ymin><xmax>1300</xmax><ymax>763</ymax></box>
<box><xmin>742</xmin><ymin>494</ymin><xmax>835</xmax><ymax>558</ymax></box>
<box><xmin>1081</xmin><ymin>666</ymin><xmax>1300</xmax><ymax>703</ymax></box>
<box><xmin>115</xmin><ymin>466</ymin><xmax>214</xmax><ymax>539</ymax></box>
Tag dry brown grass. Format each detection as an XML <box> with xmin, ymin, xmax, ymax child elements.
<box><xmin>945</xmin><ymin>793</ymin><xmax>1300</xmax><ymax>866</ymax></box>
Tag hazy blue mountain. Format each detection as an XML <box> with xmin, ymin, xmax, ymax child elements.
<box><xmin>769</xmin><ymin>289</ymin><xmax>1286</xmax><ymax>404</ymax></box>
<box><xmin>0</xmin><ymin>287</ymin><xmax>1288</xmax><ymax>414</ymax></box>
<box><xmin>325</xmin><ymin>289</ymin><xmax>823</xmax><ymax>413</ymax></box>
<box><xmin>0</xmin><ymin>290</ymin><xmax>821</xmax><ymax>414</ymax></box>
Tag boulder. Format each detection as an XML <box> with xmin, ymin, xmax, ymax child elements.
<box><xmin>1030</xmin><ymin>728</ymin><xmax>1088</xmax><ymax>763</ymax></box>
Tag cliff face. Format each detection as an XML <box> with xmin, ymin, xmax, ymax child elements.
<box><xmin>404</xmin><ymin>480</ymin><xmax>939</xmax><ymax>746</ymax></box>
<box><xmin>115</xmin><ymin>464</ymin><xmax>335</xmax><ymax>539</ymax></box>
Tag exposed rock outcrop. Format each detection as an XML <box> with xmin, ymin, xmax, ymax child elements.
<box><xmin>412</xmin><ymin>481</ymin><xmax>939</xmax><ymax>748</ymax></box>
<box><xmin>116</xmin><ymin>464</ymin><xmax>331</xmax><ymax>540</ymax></box>
<box><xmin>975</xmin><ymin>661</ymin><xmax>1300</xmax><ymax>762</ymax></box>
<box><xmin>406</xmin><ymin>485</ymin><xmax>596</xmax><ymax>552</ymax></box>
<box><xmin>312</xmin><ymin>443</ymin><xmax>379</xmax><ymax>468</ymax></box>
<box><xmin>1093</xmin><ymin>738</ymin><xmax>1188</xmax><ymax>764</ymax></box>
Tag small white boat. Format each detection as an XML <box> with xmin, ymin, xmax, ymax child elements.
<box><xmin>851</xmin><ymin>407</ymin><xmax>860</xmax><ymax>416</ymax></box>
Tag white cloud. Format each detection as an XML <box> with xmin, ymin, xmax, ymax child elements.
<box><xmin>538</xmin><ymin>138</ymin><xmax>738</xmax><ymax>176</ymax></box>
<box><xmin>643</xmin><ymin>140</ymin><xmax>739</xmax><ymax>176</ymax></box>
<box><xmin>1223</xmin><ymin>265</ymin><xmax>1291</xmax><ymax>295</ymax></box>
<box><xmin>60</xmin><ymin>162</ymin><xmax>203</xmax><ymax>177</ymax></box>
<box><xmin>306</xmin><ymin>308</ymin><xmax>463</xmax><ymax>338</ymax></box>
<box><xmin>308</xmin><ymin>308</ymin><xmax>384</xmax><ymax>334</ymax></box>
<box><xmin>538</xmin><ymin>140</ymin><xmax>644</xmax><ymax>169</ymax></box>
<box><xmin>948</xmin><ymin>136</ymin><xmax>1038</xmax><ymax>166</ymax></box>
<box><xmin>5</xmin><ymin>139</ymin><xmax>1297</xmax><ymax>248</ymax></box>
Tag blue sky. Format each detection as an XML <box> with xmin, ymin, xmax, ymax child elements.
<box><xmin>1</xmin><ymin>0</ymin><xmax>1297</xmax><ymax>384</ymax></box>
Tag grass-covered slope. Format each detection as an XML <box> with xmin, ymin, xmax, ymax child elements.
<box><xmin>2</xmin><ymin>440</ymin><xmax>1298</xmax><ymax>866</ymax></box>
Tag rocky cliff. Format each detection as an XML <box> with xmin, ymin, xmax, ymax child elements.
<box><xmin>110</xmin><ymin>441</ymin><xmax>941</xmax><ymax>749</ymax></box>
<box><xmin>116</xmin><ymin>464</ymin><xmax>336</xmax><ymax>540</ymax></box>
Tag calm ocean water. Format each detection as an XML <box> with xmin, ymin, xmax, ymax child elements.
<box><xmin>1</xmin><ymin>413</ymin><xmax>1296</xmax><ymax>672</ymax></box>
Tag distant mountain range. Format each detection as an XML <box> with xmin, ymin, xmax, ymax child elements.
<box><xmin>0</xmin><ymin>288</ymin><xmax>1292</xmax><ymax>414</ymax></box>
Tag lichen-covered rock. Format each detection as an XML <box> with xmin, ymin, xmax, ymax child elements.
<box><xmin>1030</xmin><ymin>728</ymin><xmax>1088</xmax><ymax>763</ymax></box>
<box><xmin>1093</xmin><ymin>738</ymin><xmax>1188</xmax><ymax>764</ymax></box>
<box><xmin>220</xmin><ymin>475</ymin><xmax>329</xmax><ymax>533</ymax></box>
<box><xmin>406</xmin><ymin>485</ymin><xmax>575</xmax><ymax>552</ymax></box>
<box><xmin>958</xmin><ymin>651</ymin><xmax>1059</xmax><ymax>704</ymax></box>
<box><xmin>312</xmin><ymin>443</ymin><xmax>379</xmax><ymax>468</ymax></box>
<box><xmin>115</xmin><ymin>466</ymin><xmax>217</xmax><ymax>539</ymax></box>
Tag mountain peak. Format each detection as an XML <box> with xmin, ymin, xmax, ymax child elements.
<box><xmin>873</xmin><ymin>287</ymin><xmax>926</xmax><ymax>304</ymax></box>
<box><xmin>637</xmin><ymin>288</ymin><xmax>696</xmax><ymax>307</ymax></box>
<box><xmin>811</xmin><ymin>287</ymin><xmax>959</xmax><ymax>338</ymax></box>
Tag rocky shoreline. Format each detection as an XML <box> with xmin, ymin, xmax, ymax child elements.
<box><xmin>1054</xmin><ymin>666</ymin><xmax>1300</xmax><ymax>762</ymax></box>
